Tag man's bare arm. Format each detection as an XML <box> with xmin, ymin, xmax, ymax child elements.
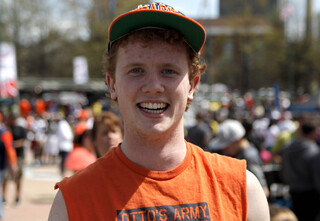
<box><xmin>247</xmin><ymin>170</ymin><xmax>270</xmax><ymax>221</ymax></box>
<box><xmin>48</xmin><ymin>190</ymin><xmax>68</xmax><ymax>221</ymax></box>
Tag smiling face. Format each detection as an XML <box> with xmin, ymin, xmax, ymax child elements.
<box><xmin>106</xmin><ymin>40</ymin><xmax>199</xmax><ymax>138</ymax></box>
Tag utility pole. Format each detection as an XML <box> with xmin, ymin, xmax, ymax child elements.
<box><xmin>0</xmin><ymin>0</ymin><xmax>3</xmax><ymax>101</ymax></box>
<box><xmin>305</xmin><ymin>0</ymin><xmax>312</xmax><ymax>42</ymax></box>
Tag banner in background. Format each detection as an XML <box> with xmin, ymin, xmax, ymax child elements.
<box><xmin>73</xmin><ymin>56</ymin><xmax>89</xmax><ymax>85</ymax></box>
<box><xmin>0</xmin><ymin>42</ymin><xmax>18</xmax><ymax>98</ymax></box>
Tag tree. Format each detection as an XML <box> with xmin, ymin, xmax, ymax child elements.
<box><xmin>85</xmin><ymin>0</ymin><xmax>148</xmax><ymax>78</ymax></box>
<box><xmin>1</xmin><ymin>0</ymin><xmax>148</xmax><ymax>80</ymax></box>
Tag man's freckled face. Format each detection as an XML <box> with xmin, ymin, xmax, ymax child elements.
<box><xmin>109</xmin><ymin>40</ymin><xmax>197</xmax><ymax>136</ymax></box>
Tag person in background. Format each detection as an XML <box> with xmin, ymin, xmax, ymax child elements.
<box><xmin>271</xmin><ymin>119</ymin><xmax>297</xmax><ymax>164</ymax></box>
<box><xmin>209</xmin><ymin>119</ymin><xmax>269</xmax><ymax>197</ymax></box>
<box><xmin>56</xmin><ymin>113</ymin><xmax>73</xmax><ymax>177</ymax></box>
<box><xmin>281</xmin><ymin>120</ymin><xmax>320</xmax><ymax>221</ymax></box>
<box><xmin>30</xmin><ymin>113</ymin><xmax>47</xmax><ymax>165</ymax></box>
<box><xmin>64</xmin><ymin>123</ymin><xmax>96</xmax><ymax>173</ymax></box>
<box><xmin>49</xmin><ymin>3</ymin><xmax>269</xmax><ymax>220</ymax></box>
<box><xmin>269</xmin><ymin>204</ymin><xmax>298</xmax><ymax>221</ymax></box>
<box><xmin>186</xmin><ymin>112</ymin><xmax>212</xmax><ymax>151</ymax></box>
<box><xmin>0</xmin><ymin>113</ymin><xmax>17</xmax><ymax>220</ymax></box>
<box><xmin>75</xmin><ymin>109</ymin><xmax>90</xmax><ymax>131</ymax></box>
<box><xmin>2</xmin><ymin>115</ymin><xmax>27</xmax><ymax>206</ymax></box>
<box><xmin>91</xmin><ymin>111</ymin><xmax>123</xmax><ymax>158</ymax></box>
<box><xmin>43</xmin><ymin>114</ymin><xmax>59</xmax><ymax>164</ymax></box>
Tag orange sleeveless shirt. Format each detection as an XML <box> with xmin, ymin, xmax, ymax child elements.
<box><xmin>56</xmin><ymin>142</ymin><xmax>247</xmax><ymax>221</ymax></box>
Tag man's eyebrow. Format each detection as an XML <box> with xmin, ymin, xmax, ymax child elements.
<box><xmin>162</xmin><ymin>63</ymin><xmax>179</xmax><ymax>68</ymax></box>
<box><xmin>122</xmin><ymin>62</ymin><xmax>144</xmax><ymax>69</ymax></box>
<box><xmin>161</xmin><ymin>63</ymin><xmax>185</xmax><ymax>71</ymax></box>
<box><xmin>121</xmin><ymin>62</ymin><xmax>184</xmax><ymax>72</ymax></box>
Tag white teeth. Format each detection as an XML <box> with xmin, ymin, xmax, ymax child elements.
<box><xmin>152</xmin><ymin>103</ymin><xmax>157</xmax><ymax>109</ymax></box>
<box><xmin>140</xmin><ymin>103</ymin><xmax>166</xmax><ymax>109</ymax></box>
<box><xmin>139</xmin><ymin>102</ymin><xmax>168</xmax><ymax>113</ymax></box>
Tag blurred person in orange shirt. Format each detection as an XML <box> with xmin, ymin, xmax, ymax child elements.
<box><xmin>64</xmin><ymin>123</ymin><xmax>96</xmax><ymax>173</ymax></box>
<box><xmin>74</xmin><ymin>109</ymin><xmax>91</xmax><ymax>131</ymax></box>
<box><xmin>0</xmin><ymin>113</ymin><xmax>18</xmax><ymax>220</ymax></box>
<box><xmin>2</xmin><ymin>115</ymin><xmax>27</xmax><ymax>206</ymax></box>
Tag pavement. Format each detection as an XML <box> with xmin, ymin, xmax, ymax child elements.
<box><xmin>3</xmin><ymin>151</ymin><xmax>63</xmax><ymax>221</ymax></box>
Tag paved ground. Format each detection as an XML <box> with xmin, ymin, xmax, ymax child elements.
<box><xmin>3</xmin><ymin>151</ymin><xmax>63</xmax><ymax>221</ymax></box>
<box><xmin>3</xmin><ymin>164</ymin><xmax>61</xmax><ymax>221</ymax></box>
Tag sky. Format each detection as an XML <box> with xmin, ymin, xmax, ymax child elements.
<box><xmin>150</xmin><ymin>0</ymin><xmax>320</xmax><ymax>19</ymax></box>
<box><xmin>149</xmin><ymin>0</ymin><xmax>320</xmax><ymax>41</ymax></box>
<box><xmin>315</xmin><ymin>0</ymin><xmax>320</xmax><ymax>12</ymax></box>
<box><xmin>150</xmin><ymin>0</ymin><xmax>219</xmax><ymax>19</ymax></box>
<box><xmin>283</xmin><ymin>0</ymin><xmax>320</xmax><ymax>40</ymax></box>
<box><xmin>5</xmin><ymin>0</ymin><xmax>320</xmax><ymax>44</ymax></box>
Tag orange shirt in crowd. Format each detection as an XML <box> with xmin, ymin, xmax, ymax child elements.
<box><xmin>64</xmin><ymin>147</ymin><xmax>96</xmax><ymax>172</ymax></box>
<box><xmin>1</xmin><ymin>131</ymin><xmax>17</xmax><ymax>166</ymax></box>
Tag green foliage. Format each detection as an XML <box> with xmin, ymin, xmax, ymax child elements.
<box><xmin>1</xmin><ymin>0</ymin><xmax>319</xmax><ymax>95</ymax></box>
<box><xmin>207</xmin><ymin>0</ymin><xmax>320</xmax><ymax>94</ymax></box>
<box><xmin>1</xmin><ymin>0</ymin><xmax>148</xmax><ymax>79</ymax></box>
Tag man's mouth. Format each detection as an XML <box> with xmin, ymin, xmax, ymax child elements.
<box><xmin>138</xmin><ymin>102</ymin><xmax>169</xmax><ymax>114</ymax></box>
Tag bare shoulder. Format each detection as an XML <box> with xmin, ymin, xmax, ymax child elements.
<box><xmin>246</xmin><ymin>170</ymin><xmax>270</xmax><ymax>221</ymax></box>
<box><xmin>48</xmin><ymin>190</ymin><xmax>69</xmax><ymax>221</ymax></box>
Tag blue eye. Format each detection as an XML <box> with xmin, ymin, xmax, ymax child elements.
<box><xmin>130</xmin><ymin>68</ymin><xmax>143</xmax><ymax>73</ymax></box>
<box><xmin>128</xmin><ymin>68</ymin><xmax>144</xmax><ymax>75</ymax></box>
<box><xmin>162</xmin><ymin>69</ymin><xmax>177</xmax><ymax>75</ymax></box>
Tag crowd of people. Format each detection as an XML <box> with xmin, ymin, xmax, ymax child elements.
<box><xmin>1</xmin><ymin>92</ymin><xmax>318</xmax><ymax>221</ymax></box>
<box><xmin>186</xmin><ymin>106</ymin><xmax>320</xmax><ymax>220</ymax></box>
<box><xmin>3</xmin><ymin>97</ymin><xmax>317</xmax><ymax>220</ymax></box>
<box><xmin>0</xmin><ymin>80</ymin><xmax>319</xmax><ymax>221</ymax></box>
<box><xmin>0</xmin><ymin>103</ymin><xmax>123</xmax><ymax>220</ymax></box>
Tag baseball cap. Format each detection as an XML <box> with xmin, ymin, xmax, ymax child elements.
<box><xmin>108</xmin><ymin>2</ymin><xmax>206</xmax><ymax>53</ymax></box>
<box><xmin>209</xmin><ymin>119</ymin><xmax>245</xmax><ymax>150</ymax></box>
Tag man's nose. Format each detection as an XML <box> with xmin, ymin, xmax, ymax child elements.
<box><xmin>141</xmin><ymin>72</ymin><xmax>164</xmax><ymax>94</ymax></box>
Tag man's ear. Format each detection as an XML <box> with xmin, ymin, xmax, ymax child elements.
<box><xmin>106</xmin><ymin>73</ymin><xmax>117</xmax><ymax>100</ymax></box>
<box><xmin>188</xmin><ymin>75</ymin><xmax>200</xmax><ymax>100</ymax></box>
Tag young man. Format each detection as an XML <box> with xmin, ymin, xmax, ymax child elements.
<box><xmin>49</xmin><ymin>3</ymin><xmax>269</xmax><ymax>220</ymax></box>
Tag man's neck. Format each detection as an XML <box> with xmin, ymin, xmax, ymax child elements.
<box><xmin>120</xmin><ymin>129</ymin><xmax>187</xmax><ymax>171</ymax></box>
